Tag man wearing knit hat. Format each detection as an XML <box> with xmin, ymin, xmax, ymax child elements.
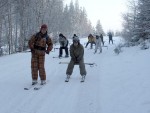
<box><xmin>65</xmin><ymin>34</ymin><xmax>86</xmax><ymax>82</ymax></box>
<box><xmin>28</xmin><ymin>24</ymin><xmax>53</xmax><ymax>85</ymax></box>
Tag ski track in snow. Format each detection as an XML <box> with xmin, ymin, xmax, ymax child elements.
<box><xmin>0</xmin><ymin>36</ymin><xmax>150</xmax><ymax>113</ymax></box>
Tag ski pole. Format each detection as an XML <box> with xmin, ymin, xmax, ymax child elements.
<box><xmin>59</xmin><ymin>62</ymin><xmax>96</xmax><ymax>67</ymax></box>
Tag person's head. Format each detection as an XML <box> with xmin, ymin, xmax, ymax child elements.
<box><xmin>40</xmin><ymin>24</ymin><xmax>48</xmax><ymax>34</ymax></box>
<box><xmin>73</xmin><ymin>34</ymin><xmax>77</xmax><ymax>37</ymax></box>
<box><xmin>96</xmin><ymin>35</ymin><xmax>99</xmax><ymax>39</ymax></box>
<box><xmin>59</xmin><ymin>33</ymin><xmax>63</xmax><ymax>37</ymax></box>
<box><xmin>73</xmin><ymin>36</ymin><xmax>80</xmax><ymax>46</ymax></box>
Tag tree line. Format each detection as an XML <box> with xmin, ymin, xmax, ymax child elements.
<box><xmin>122</xmin><ymin>0</ymin><xmax>150</xmax><ymax>43</ymax></box>
<box><xmin>0</xmin><ymin>0</ymin><xmax>104</xmax><ymax>55</ymax></box>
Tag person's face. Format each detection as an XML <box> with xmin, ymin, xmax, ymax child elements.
<box><xmin>73</xmin><ymin>41</ymin><xmax>78</xmax><ymax>46</ymax></box>
<box><xmin>41</xmin><ymin>28</ymin><xmax>47</xmax><ymax>34</ymax></box>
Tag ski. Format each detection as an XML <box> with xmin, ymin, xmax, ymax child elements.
<box><xmin>24</xmin><ymin>84</ymin><xmax>37</xmax><ymax>90</ymax></box>
<box><xmin>53</xmin><ymin>56</ymin><xmax>69</xmax><ymax>59</ymax></box>
<box><xmin>34</xmin><ymin>80</ymin><xmax>49</xmax><ymax>90</ymax></box>
<box><xmin>34</xmin><ymin>85</ymin><xmax>44</xmax><ymax>90</ymax></box>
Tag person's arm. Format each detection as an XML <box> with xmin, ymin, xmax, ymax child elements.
<box><xmin>76</xmin><ymin>45</ymin><xmax>84</xmax><ymax>61</ymax></box>
<box><xmin>28</xmin><ymin>34</ymin><xmax>36</xmax><ymax>52</ymax></box>
<box><xmin>46</xmin><ymin>36</ymin><xmax>53</xmax><ymax>54</ymax></box>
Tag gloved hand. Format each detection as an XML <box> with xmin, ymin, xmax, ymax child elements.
<box><xmin>45</xmin><ymin>50</ymin><xmax>50</xmax><ymax>54</ymax></box>
<box><xmin>75</xmin><ymin>57</ymin><xmax>80</xmax><ymax>63</ymax></box>
<box><xmin>31</xmin><ymin>49</ymin><xmax>35</xmax><ymax>53</ymax></box>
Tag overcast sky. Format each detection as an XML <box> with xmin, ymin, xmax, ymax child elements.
<box><xmin>64</xmin><ymin>0</ymin><xmax>127</xmax><ymax>32</ymax></box>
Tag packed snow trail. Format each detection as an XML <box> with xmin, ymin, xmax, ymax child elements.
<box><xmin>0</xmin><ymin>36</ymin><xmax>150</xmax><ymax>113</ymax></box>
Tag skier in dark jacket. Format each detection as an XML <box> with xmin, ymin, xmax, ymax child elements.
<box><xmin>58</xmin><ymin>33</ymin><xmax>69</xmax><ymax>57</ymax></box>
<box><xmin>100</xmin><ymin>34</ymin><xmax>104</xmax><ymax>46</ymax></box>
<box><xmin>108</xmin><ymin>32</ymin><xmax>113</xmax><ymax>44</ymax></box>
<box><xmin>65</xmin><ymin>35</ymin><xmax>86</xmax><ymax>82</ymax></box>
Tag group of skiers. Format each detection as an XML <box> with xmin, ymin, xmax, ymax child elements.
<box><xmin>28</xmin><ymin>24</ymin><xmax>113</xmax><ymax>85</ymax></box>
<box><xmin>28</xmin><ymin>24</ymin><xmax>86</xmax><ymax>85</ymax></box>
<box><xmin>85</xmin><ymin>34</ymin><xmax>103</xmax><ymax>54</ymax></box>
<box><xmin>84</xmin><ymin>33</ymin><xmax>113</xmax><ymax>52</ymax></box>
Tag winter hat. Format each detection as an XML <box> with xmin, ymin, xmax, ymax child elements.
<box><xmin>74</xmin><ymin>34</ymin><xmax>77</xmax><ymax>37</ymax></box>
<box><xmin>41</xmin><ymin>24</ymin><xmax>48</xmax><ymax>30</ymax></box>
<box><xmin>73</xmin><ymin>36</ymin><xmax>79</xmax><ymax>42</ymax></box>
<box><xmin>59</xmin><ymin>33</ymin><xmax>63</xmax><ymax>37</ymax></box>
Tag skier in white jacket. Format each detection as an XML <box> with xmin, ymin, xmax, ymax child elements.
<box><xmin>94</xmin><ymin>35</ymin><xmax>102</xmax><ymax>54</ymax></box>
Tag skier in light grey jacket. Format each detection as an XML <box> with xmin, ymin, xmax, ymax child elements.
<box><xmin>94</xmin><ymin>35</ymin><xmax>102</xmax><ymax>54</ymax></box>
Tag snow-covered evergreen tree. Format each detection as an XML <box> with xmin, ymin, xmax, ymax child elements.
<box><xmin>135</xmin><ymin>0</ymin><xmax>150</xmax><ymax>40</ymax></box>
<box><xmin>95</xmin><ymin>20</ymin><xmax>105</xmax><ymax>35</ymax></box>
<box><xmin>122</xmin><ymin>0</ymin><xmax>138</xmax><ymax>42</ymax></box>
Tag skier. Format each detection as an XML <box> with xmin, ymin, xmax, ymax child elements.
<box><xmin>85</xmin><ymin>34</ymin><xmax>96</xmax><ymax>49</ymax></box>
<box><xmin>100</xmin><ymin>34</ymin><xmax>104</xmax><ymax>46</ymax></box>
<box><xmin>58</xmin><ymin>33</ymin><xmax>69</xmax><ymax>57</ymax></box>
<box><xmin>66</xmin><ymin>35</ymin><xmax>86</xmax><ymax>82</ymax></box>
<box><xmin>28</xmin><ymin>24</ymin><xmax>53</xmax><ymax>85</ymax></box>
<box><xmin>94</xmin><ymin>35</ymin><xmax>102</xmax><ymax>54</ymax></box>
<box><xmin>108</xmin><ymin>32</ymin><xmax>113</xmax><ymax>44</ymax></box>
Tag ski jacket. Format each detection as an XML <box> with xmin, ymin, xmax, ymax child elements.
<box><xmin>28</xmin><ymin>32</ymin><xmax>53</xmax><ymax>55</ymax></box>
<box><xmin>88</xmin><ymin>35</ymin><xmax>96</xmax><ymax>43</ymax></box>
<box><xmin>70</xmin><ymin>43</ymin><xmax>84</xmax><ymax>62</ymax></box>
<box><xmin>95</xmin><ymin>36</ymin><xmax>102</xmax><ymax>45</ymax></box>
<box><xmin>95</xmin><ymin>35</ymin><xmax>102</xmax><ymax>52</ymax></box>
<box><xmin>59</xmin><ymin>36</ymin><xmax>68</xmax><ymax>47</ymax></box>
<box><xmin>108</xmin><ymin>33</ymin><xmax>113</xmax><ymax>40</ymax></box>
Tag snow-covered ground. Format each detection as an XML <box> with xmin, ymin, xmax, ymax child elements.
<box><xmin>0</xmin><ymin>36</ymin><xmax>150</xmax><ymax>113</ymax></box>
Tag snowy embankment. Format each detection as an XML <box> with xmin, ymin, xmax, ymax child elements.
<box><xmin>0</xmin><ymin>36</ymin><xmax>150</xmax><ymax>113</ymax></box>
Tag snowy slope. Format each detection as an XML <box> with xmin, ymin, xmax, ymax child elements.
<box><xmin>0</xmin><ymin>36</ymin><xmax>150</xmax><ymax>113</ymax></box>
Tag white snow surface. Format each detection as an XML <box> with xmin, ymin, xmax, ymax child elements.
<box><xmin>0</xmin><ymin>36</ymin><xmax>150</xmax><ymax>113</ymax></box>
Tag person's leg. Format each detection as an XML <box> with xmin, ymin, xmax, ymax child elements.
<box><xmin>66</xmin><ymin>60</ymin><xmax>75</xmax><ymax>76</ymax></box>
<box><xmin>31</xmin><ymin>54</ymin><xmax>38</xmax><ymax>84</ymax></box>
<box><xmin>38</xmin><ymin>55</ymin><xmax>46</xmax><ymax>84</ymax></box>
<box><xmin>65</xmin><ymin>47</ymin><xmax>69</xmax><ymax>57</ymax></box>
<box><xmin>85</xmin><ymin>42</ymin><xmax>89</xmax><ymax>48</ymax></box>
<box><xmin>94</xmin><ymin>43</ymin><xmax>98</xmax><ymax>53</ymax></box>
<box><xmin>79</xmin><ymin>59</ymin><xmax>86</xmax><ymax>76</ymax></box>
<box><xmin>59</xmin><ymin>47</ymin><xmax>63</xmax><ymax>57</ymax></box>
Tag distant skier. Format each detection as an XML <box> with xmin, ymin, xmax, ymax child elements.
<box><xmin>94</xmin><ymin>35</ymin><xmax>102</xmax><ymax>54</ymax></box>
<box><xmin>108</xmin><ymin>32</ymin><xmax>113</xmax><ymax>44</ymax></box>
<box><xmin>85</xmin><ymin>34</ymin><xmax>96</xmax><ymax>49</ymax></box>
<box><xmin>100</xmin><ymin>34</ymin><xmax>104</xmax><ymax>46</ymax></box>
<box><xmin>65</xmin><ymin>35</ymin><xmax>86</xmax><ymax>82</ymax></box>
<box><xmin>58</xmin><ymin>33</ymin><xmax>69</xmax><ymax>57</ymax></box>
<box><xmin>28</xmin><ymin>24</ymin><xmax>53</xmax><ymax>85</ymax></box>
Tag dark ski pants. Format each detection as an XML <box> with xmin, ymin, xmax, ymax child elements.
<box><xmin>109</xmin><ymin>39</ymin><xmax>113</xmax><ymax>44</ymax></box>
<box><xmin>66</xmin><ymin>59</ymin><xmax>86</xmax><ymax>76</ymax></box>
<box><xmin>59</xmin><ymin>47</ymin><xmax>69</xmax><ymax>56</ymax></box>
<box><xmin>85</xmin><ymin>42</ymin><xmax>96</xmax><ymax>49</ymax></box>
<box><xmin>31</xmin><ymin>53</ymin><xmax>46</xmax><ymax>81</ymax></box>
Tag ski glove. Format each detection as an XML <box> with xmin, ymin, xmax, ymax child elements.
<box><xmin>31</xmin><ymin>49</ymin><xmax>35</xmax><ymax>53</ymax></box>
<box><xmin>45</xmin><ymin>50</ymin><xmax>50</xmax><ymax>54</ymax></box>
<box><xmin>75</xmin><ymin>57</ymin><xmax>81</xmax><ymax>63</ymax></box>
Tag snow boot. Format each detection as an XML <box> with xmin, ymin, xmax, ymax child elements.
<box><xmin>32</xmin><ymin>80</ymin><xmax>38</xmax><ymax>85</ymax></box>
<box><xmin>41</xmin><ymin>80</ymin><xmax>46</xmax><ymax>85</ymax></box>
<box><xmin>65</xmin><ymin>75</ymin><xmax>70</xmax><ymax>82</ymax></box>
